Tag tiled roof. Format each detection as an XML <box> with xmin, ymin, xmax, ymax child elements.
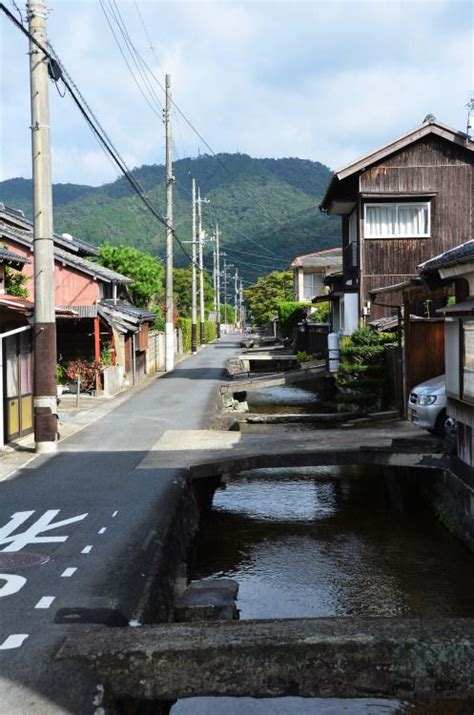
<box><xmin>0</xmin><ymin>205</ymin><xmax>98</xmax><ymax>256</ymax></box>
<box><xmin>418</xmin><ymin>241</ymin><xmax>474</xmax><ymax>275</ymax></box>
<box><xmin>291</xmin><ymin>247</ymin><xmax>342</xmax><ymax>268</ymax></box>
<box><xmin>98</xmin><ymin>300</ymin><xmax>156</xmax><ymax>334</ymax></box>
<box><xmin>54</xmin><ymin>246</ymin><xmax>132</xmax><ymax>284</ymax></box>
<box><xmin>0</xmin><ymin>246</ymin><xmax>30</xmax><ymax>267</ymax></box>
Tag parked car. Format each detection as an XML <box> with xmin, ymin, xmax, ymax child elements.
<box><xmin>407</xmin><ymin>374</ymin><xmax>456</xmax><ymax>437</ymax></box>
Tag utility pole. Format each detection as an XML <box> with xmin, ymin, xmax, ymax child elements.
<box><xmin>240</xmin><ymin>278</ymin><xmax>244</xmax><ymax>328</ymax></box>
<box><xmin>191</xmin><ymin>178</ymin><xmax>197</xmax><ymax>354</ymax></box>
<box><xmin>215</xmin><ymin>224</ymin><xmax>221</xmax><ymax>339</ymax></box>
<box><xmin>234</xmin><ymin>268</ymin><xmax>239</xmax><ymax>329</ymax></box>
<box><xmin>28</xmin><ymin>0</ymin><xmax>57</xmax><ymax>453</ymax></box>
<box><xmin>197</xmin><ymin>188</ymin><xmax>205</xmax><ymax>344</ymax></box>
<box><xmin>212</xmin><ymin>244</ymin><xmax>217</xmax><ymax>313</ymax></box>
<box><xmin>164</xmin><ymin>73</ymin><xmax>174</xmax><ymax>372</ymax></box>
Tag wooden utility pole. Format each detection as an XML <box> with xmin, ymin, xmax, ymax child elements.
<box><xmin>164</xmin><ymin>74</ymin><xmax>174</xmax><ymax>372</ymax></box>
<box><xmin>197</xmin><ymin>188</ymin><xmax>205</xmax><ymax>344</ymax></box>
<box><xmin>215</xmin><ymin>224</ymin><xmax>221</xmax><ymax>339</ymax></box>
<box><xmin>28</xmin><ymin>0</ymin><xmax>57</xmax><ymax>453</ymax></box>
<box><xmin>191</xmin><ymin>178</ymin><xmax>197</xmax><ymax>354</ymax></box>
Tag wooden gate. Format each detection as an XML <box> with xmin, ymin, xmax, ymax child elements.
<box><xmin>405</xmin><ymin>318</ymin><xmax>445</xmax><ymax>396</ymax></box>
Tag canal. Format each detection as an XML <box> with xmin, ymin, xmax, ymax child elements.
<box><xmin>172</xmin><ymin>465</ymin><xmax>474</xmax><ymax>714</ymax></box>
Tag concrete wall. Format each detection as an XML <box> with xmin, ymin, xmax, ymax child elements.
<box><xmin>147</xmin><ymin>331</ymin><xmax>165</xmax><ymax>372</ymax></box>
<box><xmin>102</xmin><ymin>365</ymin><xmax>123</xmax><ymax>397</ymax></box>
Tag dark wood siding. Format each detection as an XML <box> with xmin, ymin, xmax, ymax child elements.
<box><xmin>359</xmin><ymin>135</ymin><xmax>473</xmax><ymax>316</ymax></box>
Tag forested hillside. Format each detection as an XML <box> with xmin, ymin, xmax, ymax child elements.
<box><xmin>0</xmin><ymin>154</ymin><xmax>340</xmax><ymax>282</ymax></box>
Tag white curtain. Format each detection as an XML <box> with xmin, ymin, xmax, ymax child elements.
<box><xmin>366</xmin><ymin>206</ymin><xmax>397</xmax><ymax>237</ymax></box>
<box><xmin>366</xmin><ymin>204</ymin><xmax>428</xmax><ymax>237</ymax></box>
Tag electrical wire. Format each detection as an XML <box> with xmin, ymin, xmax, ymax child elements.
<box><xmin>0</xmin><ymin>3</ymin><xmax>200</xmax><ymax>270</ymax></box>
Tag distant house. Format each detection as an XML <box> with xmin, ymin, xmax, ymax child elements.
<box><xmin>319</xmin><ymin>117</ymin><xmax>474</xmax><ymax>334</ymax></box>
<box><xmin>0</xmin><ymin>204</ymin><xmax>156</xmax><ymax>391</ymax></box>
<box><xmin>290</xmin><ymin>248</ymin><xmax>342</xmax><ymax>302</ymax></box>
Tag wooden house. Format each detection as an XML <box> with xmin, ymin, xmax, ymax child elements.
<box><xmin>319</xmin><ymin>117</ymin><xmax>474</xmax><ymax>334</ymax></box>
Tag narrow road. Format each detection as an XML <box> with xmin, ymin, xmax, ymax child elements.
<box><xmin>0</xmin><ymin>336</ymin><xmax>239</xmax><ymax>714</ymax></box>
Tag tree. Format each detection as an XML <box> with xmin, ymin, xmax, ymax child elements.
<box><xmin>99</xmin><ymin>244</ymin><xmax>163</xmax><ymax>308</ymax></box>
<box><xmin>4</xmin><ymin>266</ymin><xmax>28</xmax><ymax>298</ymax></box>
<box><xmin>243</xmin><ymin>270</ymin><xmax>293</xmax><ymax>327</ymax></box>
<box><xmin>173</xmin><ymin>266</ymin><xmax>215</xmax><ymax>318</ymax></box>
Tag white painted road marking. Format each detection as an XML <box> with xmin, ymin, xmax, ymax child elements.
<box><xmin>98</xmin><ymin>528</ymin><xmax>107</xmax><ymax>535</ymax></box>
<box><xmin>81</xmin><ymin>545</ymin><xmax>93</xmax><ymax>554</ymax></box>
<box><xmin>35</xmin><ymin>596</ymin><xmax>55</xmax><ymax>609</ymax></box>
<box><xmin>0</xmin><ymin>574</ymin><xmax>27</xmax><ymax>598</ymax></box>
<box><xmin>0</xmin><ymin>510</ymin><xmax>88</xmax><ymax>552</ymax></box>
<box><xmin>112</xmin><ymin>511</ymin><xmax>118</xmax><ymax>517</ymax></box>
<box><xmin>0</xmin><ymin>634</ymin><xmax>29</xmax><ymax>650</ymax></box>
<box><xmin>61</xmin><ymin>567</ymin><xmax>77</xmax><ymax>578</ymax></box>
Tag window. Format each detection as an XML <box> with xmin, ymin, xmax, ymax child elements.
<box><xmin>303</xmin><ymin>273</ymin><xmax>322</xmax><ymax>300</ymax></box>
<box><xmin>364</xmin><ymin>202</ymin><xmax>430</xmax><ymax>238</ymax></box>
<box><xmin>463</xmin><ymin>320</ymin><xmax>474</xmax><ymax>401</ymax></box>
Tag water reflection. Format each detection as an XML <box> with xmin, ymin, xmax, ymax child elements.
<box><xmin>247</xmin><ymin>384</ymin><xmax>322</xmax><ymax>414</ymax></box>
<box><xmin>173</xmin><ymin>467</ymin><xmax>474</xmax><ymax>714</ymax></box>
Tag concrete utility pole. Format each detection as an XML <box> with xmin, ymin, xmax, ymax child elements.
<box><xmin>197</xmin><ymin>188</ymin><xmax>205</xmax><ymax>344</ymax></box>
<box><xmin>234</xmin><ymin>268</ymin><xmax>239</xmax><ymax>328</ymax></box>
<box><xmin>28</xmin><ymin>0</ymin><xmax>57</xmax><ymax>453</ymax></box>
<box><xmin>240</xmin><ymin>278</ymin><xmax>244</xmax><ymax>328</ymax></box>
<box><xmin>212</xmin><ymin>244</ymin><xmax>217</xmax><ymax>312</ymax></box>
<box><xmin>191</xmin><ymin>178</ymin><xmax>197</xmax><ymax>354</ymax></box>
<box><xmin>215</xmin><ymin>224</ymin><xmax>221</xmax><ymax>339</ymax></box>
<box><xmin>164</xmin><ymin>74</ymin><xmax>174</xmax><ymax>372</ymax></box>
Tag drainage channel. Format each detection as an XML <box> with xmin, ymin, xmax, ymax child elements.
<box><xmin>170</xmin><ymin>464</ymin><xmax>474</xmax><ymax>714</ymax></box>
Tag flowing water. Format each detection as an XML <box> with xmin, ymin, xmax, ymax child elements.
<box><xmin>246</xmin><ymin>384</ymin><xmax>324</xmax><ymax>415</ymax></box>
<box><xmin>171</xmin><ymin>466</ymin><xmax>474</xmax><ymax>714</ymax></box>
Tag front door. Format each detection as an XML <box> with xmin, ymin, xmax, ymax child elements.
<box><xmin>4</xmin><ymin>331</ymin><xmax>33</xmax><ymax>442</ymax></box>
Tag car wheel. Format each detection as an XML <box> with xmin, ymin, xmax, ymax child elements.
<box><xmin>434</xmin><ymin>410</ymin><xmax>457</xmax><ymax>439</ymax></box>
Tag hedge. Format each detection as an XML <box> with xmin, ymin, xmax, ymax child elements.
<box><xmin>178</xmin><ymin>318</ymin><xmax>218</xmax><ymax>353</ymax></box>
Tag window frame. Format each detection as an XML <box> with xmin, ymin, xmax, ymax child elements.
<box><xmin>364</xmin><ymin>201</ymin><xmax>431</xmax><ymax>239</ymax></box>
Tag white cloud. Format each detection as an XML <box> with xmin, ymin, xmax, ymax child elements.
<box><xmin>1</xmin><ymin>0</ymin><xmax>472</xmax><ymax>185</ymax></box>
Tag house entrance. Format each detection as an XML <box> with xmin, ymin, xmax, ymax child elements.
<box><xmin>4</xmin><ymin>331</ymin><xmax>33</xmax><ymax>442</ymax></box>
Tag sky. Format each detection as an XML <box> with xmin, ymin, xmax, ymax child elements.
<box><xmin>1</xmin><ymin>0</ymin><xmax>473</xmax><ymax>186</ymax></box>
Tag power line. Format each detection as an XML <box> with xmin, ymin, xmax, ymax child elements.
<box><xmin>0</xmin><ymin>3</ymin><xmax>200</xmax><ymax>271</ymax></box>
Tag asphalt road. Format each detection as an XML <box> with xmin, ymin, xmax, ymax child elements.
<box><xmin>0</xmin><ymin>336</ymin><xmax>240</xmax><ymax>714</ymax></box>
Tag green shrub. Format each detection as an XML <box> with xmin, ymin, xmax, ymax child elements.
<box><xmin>277</xmin><ymin>301</ymin><xmax>309</xmax><ymax>338</ymax></box>
<box><xmin>179</xmin><ymin>317</ymin><xmax>192</xmax><ymax>353</ymax></box>
<box><xmin>335</xmin><ymin>326</ymin><xmax>395</xmax><ymax>413</ymax></box>
<box><xmin>204</xmin><ymin>321</ymin><xmax>217</xmax><ymax>343</ymax></box>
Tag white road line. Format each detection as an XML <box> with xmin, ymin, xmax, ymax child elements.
<box><xmin>81</xmin><ymin>545</ymin><xmax>93</xmax><ymax>554</ymax></box>
<box><xmin>35</xmin><ymin>596</ymin><xmax>55</xmax><ymax>609</ymax></box>
<box><xmin>0</xmin><ymin>634</ymin><xmax>29</xmax><ymax>650</ymax></box>
<box><xmin>112</xmin><ymin>511</ymin><xmax>118</xmax><ymax>517</ymax></box>
<box><xmin>98</xmin><ymin>527</ymin><xmax>107</xmax><ymax>535</ymax></box>
<box><xmin>61</xmin><ymin>568</ymin><xmax>77</xmax><ymax>578</ymax></box>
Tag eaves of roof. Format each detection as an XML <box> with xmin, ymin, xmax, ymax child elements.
<box><xmin>0</xmin><ymin>206</ymin><xmax>98</xmax><ymax>256</ymax></box>
<box><xmin>418</xmin><ymin>240</ymin><xmax>474</xmax><ymax>276</ymax></box>
<box><xmin>320</xmin><ymin>120</ymin><xmax>474</xmax><ymax>212</ymax></box>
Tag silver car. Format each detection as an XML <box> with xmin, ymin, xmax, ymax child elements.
<box><xmin>407</xmin><ymin>374</ymin><xmax>455</xmax><ymax>436</ymax></box>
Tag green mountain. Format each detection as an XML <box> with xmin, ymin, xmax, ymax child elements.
<box><xmin>0</xmin><ymin>154</ymin><xmax>340</xmax><ymax>283</ymax></box>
